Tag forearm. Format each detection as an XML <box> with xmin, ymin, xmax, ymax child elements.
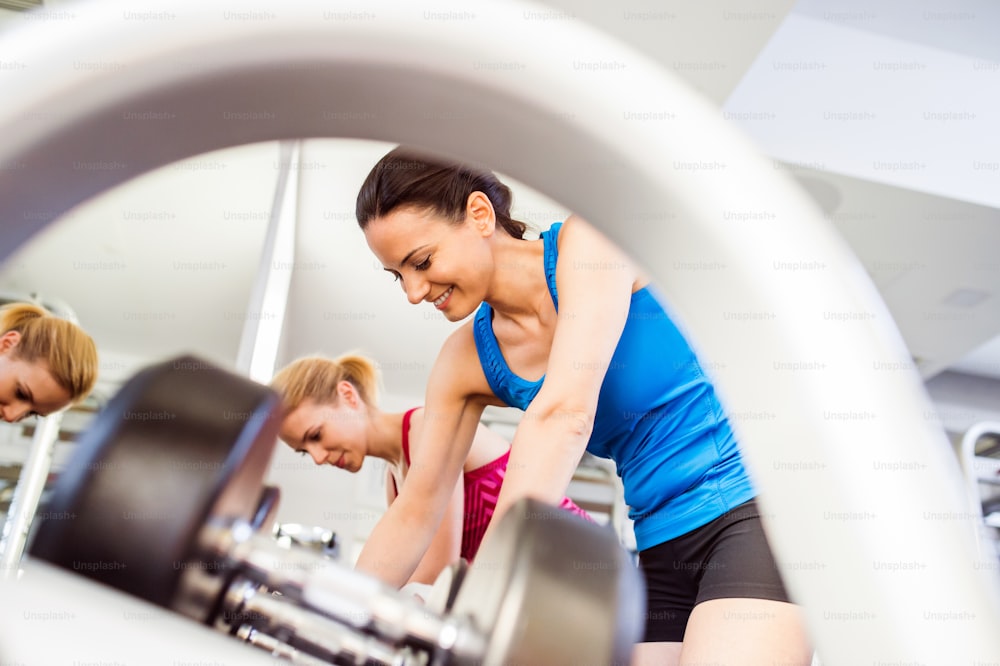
<box><xmin>406</xmin><ymin>478</ymin><xmax>464</xmax><ymax>586</ymax></box>
<box><xmin>357</xmin><ymin>404</ymin><xmax>479</xmax><ymax>587</ymax></box>
<box><xmin>354</xmin><ymin>503</ymin><xmax>438</xmax><ymax>587</ymax></box>
<box><xmin>359</xmin><ymin>327</ymin><xmax>490</xmax><ymax>585</ymax></box>
<box><xmin>486</xmin><ymin>406</ymin><xmax>591</xmax><ymax>542</ymax></box>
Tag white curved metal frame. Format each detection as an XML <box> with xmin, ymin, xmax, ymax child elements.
<box><xmin>0</xmin><ymin>1</ymin><xmax>998</xmax><ymax>663</ymax></box>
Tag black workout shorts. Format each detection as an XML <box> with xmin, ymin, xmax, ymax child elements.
<box><xmin>637</xmin><ymin>498</ymin><xmax>791</xmax><ymax>643</ymax></box>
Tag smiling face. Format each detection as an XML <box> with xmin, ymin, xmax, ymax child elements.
<box><xmin>279</xmin><ymin>395</ymin><xmax>368</xmax><ymax>473</ymax></box>
<box><xmin>363</xmin><ymin>197</ymin><xmax>496</xmax><ymax>322</ymax></box>
<box><xmin>0</xmin><ymin>332</ymin><xmax>72</xmax><ymax>422</ymax></box>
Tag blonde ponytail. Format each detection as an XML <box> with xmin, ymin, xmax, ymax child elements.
<box><xmin>332</xmin><ymin>353</ymin><xmax>380</xmax><ymax>406</ymax></box>
<box><xmin>270</xmin><ymin>352</ymin><xmax>381</xmax><ymax>411</ymax></box>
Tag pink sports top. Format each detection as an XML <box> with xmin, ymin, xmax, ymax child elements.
<box><xmin>397</xmin><ymin>407</ymin><xmax>592</xmax><ymax>561</ymax></box>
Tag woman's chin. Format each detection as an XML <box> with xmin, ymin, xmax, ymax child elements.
<box><xmin>440</xmin><ymin>301</ymin><xmax>477</xmax><ymax>322</ymax></box>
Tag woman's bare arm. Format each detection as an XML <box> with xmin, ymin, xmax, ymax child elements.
<box><xmin>400</xmin><ymin>410</ymin><xmax>465</xmax><ymax>585</ymax></box>
<box><xmin>479</xmin><ymin>215</ymin><xmax>639</xmax><ymax>546</ymax></box>
<box><xmin>354</xmin><ymin>325</ymin><xmax>491</xmax><ymax>587</ymax></box>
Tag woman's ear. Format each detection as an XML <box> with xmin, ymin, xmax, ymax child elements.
<box><xmin>337</xmin><ymin>380</ymin><xmax>359</xmax><ymax>407</ymax></box>
<box><xmin>466</xmin><ymin>191</ymin><xmax>496</xmax><ymax>236</ymax></box>
<box><xmin>0</xmin><ymin>330</ymin><xmax>21</xmax><ymax>354</ymax></box>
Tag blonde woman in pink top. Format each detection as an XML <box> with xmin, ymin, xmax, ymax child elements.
<box><xmin>270</xmin><ymin>353</ymin><xmax>590</xmax><ymax>586</ymax></box>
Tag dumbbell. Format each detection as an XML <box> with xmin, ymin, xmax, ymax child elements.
<box><xmin>28</xmin><ymin>355</ymin><xmax>644</xmax><ymax>665</ymax></box>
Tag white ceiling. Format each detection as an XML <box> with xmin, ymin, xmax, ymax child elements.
<box><xmin>0</xmin><ymin>0</ymin><xmax>998</xmax><ymax>425</ymax></box>
<box><xmin>722</xmin><ymin>0</ymin><xmax>1000</xmax><ymax>382</ymax></box>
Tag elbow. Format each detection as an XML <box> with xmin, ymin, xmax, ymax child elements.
<box><xmin>561</xmin><ymin>408</ymin><xmax>594</xmax><ymax>441</ymax></box>
<box><xmin>526</xmin><ymin>403</ymin><xmax>594</xmax><ymax>441</ymax></box>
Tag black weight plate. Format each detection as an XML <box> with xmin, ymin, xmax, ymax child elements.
<box><xmin>29</xmin><ymin>355</ymin><xmax>282</xmax><ymax>619</ymax></box>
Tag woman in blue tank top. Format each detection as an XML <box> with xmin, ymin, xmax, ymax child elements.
<box><xmin>351</xmin><ymin>147</ymin><xmax>812</xmax><ymax>666</ymax></box>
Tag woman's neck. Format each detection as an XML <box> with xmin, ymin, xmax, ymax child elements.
<box><xmin>367</xmin><ymin>409</ymin><xmax>406</xmax><ymax>467</ymax></box>
<box><xmin>483</xmin><ymin>232</ymin><xmax>549</xmax><ymax>319</ymax></box>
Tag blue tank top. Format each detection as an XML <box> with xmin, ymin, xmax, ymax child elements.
<box><xmin>472</xmin><ymin>222</ymin><xmax>756</xmax><ymax>550</ymax></box>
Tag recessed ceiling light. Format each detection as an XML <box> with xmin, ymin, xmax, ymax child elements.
<box><xmin>941</xmin><ymin>288</ymin><xmax>990</xmax><ymax>308</ymax></box>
